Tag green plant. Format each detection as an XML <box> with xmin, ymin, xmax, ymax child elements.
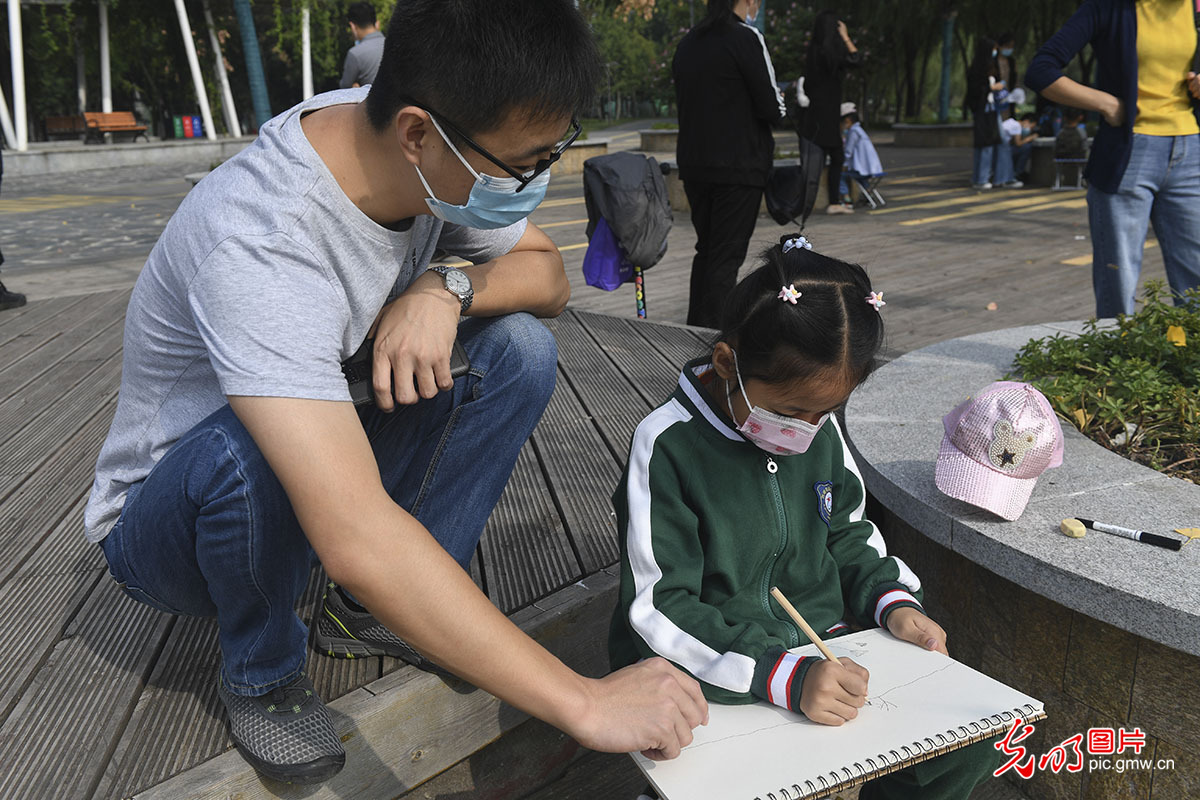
<box><xmin>1008</xmin><ymin>282</ymin><xmax>1200</xmax><ymax>483</ymax></box>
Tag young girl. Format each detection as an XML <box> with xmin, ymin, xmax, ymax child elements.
<box><xmin>610</xmin><ymin>237</ymin><xmax>1000</xmax><ymax>800</ymax></box>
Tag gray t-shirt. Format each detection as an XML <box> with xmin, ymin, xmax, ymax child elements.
<box><xmin>84</xmin><ymin>87</ymin><xmax>526</xmax><ymax>543</ymax></box>
<box><xmin>340</xmin><ymin>32</ymin><xmax>385</xmax><ymax>89</ymax></box>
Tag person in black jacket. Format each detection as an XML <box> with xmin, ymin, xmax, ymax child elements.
<box><xmin>798</xmin><ymin>10</ymin><xmax>861</xmax><ymax>215</ymax></box>
<box><xmin>673</xmin><ymin>0</ymin><xmax>786</xmax><ymax>328</ymax></box>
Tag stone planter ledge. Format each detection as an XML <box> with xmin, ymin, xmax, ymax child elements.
<box><xmin>844</xmin><ymin>321</ymin><xmax>1200</xmax><ymax>657</ymax></box>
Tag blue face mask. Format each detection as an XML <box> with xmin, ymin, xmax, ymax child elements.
<box><xmin>414</xmin><ymin>115</ymin><xmax>550</xmax><ymax>229</ymax></box>
<box><xmin>1000</xmin><ymin>48</ymin><xmax>1014</xmax><ymax>57</ymax></box>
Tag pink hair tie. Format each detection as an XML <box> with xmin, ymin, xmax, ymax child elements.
<box><xmin>778</xmin><ymin>284</ymin><xmax>802</xmax><ymax>304</ymax></box>
<box><xmin>866</xmin><ymin>291</ymin><xmax>886</xmax><ymax>311</ymax></box>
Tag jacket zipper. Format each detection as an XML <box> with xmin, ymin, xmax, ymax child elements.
<box><xmin>761</xmin><ymin>456</ymin><xmax>800</xmax><ymax>647</ymax></box>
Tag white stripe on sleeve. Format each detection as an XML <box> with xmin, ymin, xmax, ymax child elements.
<box><xmin>874</xmin><ymin>590</ymin><xmax>921</xmax><ymax>627</ymax></box>
<box><xmin>767</xmin><ymin>652</ymin><xmax>803</xmax><ymax>710</ymax></box>
<box><xmin>626</xmin><ymin>400</ymin><xmax>758</xmax><ymax>694</ymax></box>
<box><xmin>740</xmin><ymin>21</ymin><xmax>787</xmax><ymax>119</ymax></box>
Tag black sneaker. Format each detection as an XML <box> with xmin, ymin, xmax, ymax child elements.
<box><xmin>313</xmin><ymin>581</ymin><xmax>451</xmax><ymax>676</ymax></box>
<box><xmin>0</xmin><ymin>282</ymin><xmax>26</xmax><ymax>311</ymax></box>
<box><xmin>216</xmin><ymin>672</ymin><xmax>345</xmax><ymax>785</ymax></box>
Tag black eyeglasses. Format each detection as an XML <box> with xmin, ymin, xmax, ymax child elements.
<box><xmin>409</xmin><ymin>101</ymin><xmax>581</xmax><ymax>193</ymax></box>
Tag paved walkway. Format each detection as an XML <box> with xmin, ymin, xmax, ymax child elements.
<box><xmin>2</xmin><ymin>123</ymin><xmax>1167</xmax><ymax>355</ymax></box>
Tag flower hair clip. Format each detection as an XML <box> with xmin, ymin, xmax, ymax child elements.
<box><xmin>778</xmin><ymin>284</ymin><xmax>803</xmax><ymax>304</ymax></box>
<box><xmin>782</xmin><ymin>236</ymin><xmax>813</xmax><ymax>254</ymax></box>
<box><xmin>865</xmin><ymin>291</ymin><xmax>886</xmax><ymax>311</ymax></box>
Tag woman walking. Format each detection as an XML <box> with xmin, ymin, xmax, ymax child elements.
<box><xmin>798</xmin><ymin>11</ymin><xmax>861</xmax><ymax>215</ymax></box>
<box><xmin>673</xmin><ymin>0</ymin><xmax>787</xmax><ymax>327</ymax></box>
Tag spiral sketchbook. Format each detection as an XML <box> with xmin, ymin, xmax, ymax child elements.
<box><xmin>633</xmin><ymin>628</ymin><xmax>1045</xmax><ymax>800</ymax></box>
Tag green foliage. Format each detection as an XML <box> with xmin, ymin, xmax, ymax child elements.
<box><xmin>1009</xmin><ymin>282</ymin><xmax>1200</xmax><ymax>483</ymax></box>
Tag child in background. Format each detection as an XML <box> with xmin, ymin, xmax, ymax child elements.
<box><xmin>611</xmin><ymin>237</ymin><xmax>1001</xmax><ymax>800</ymax></box>
<box><xmin>1055</xmin><ymin>108</ymin><xmax>1089</xmax><ymax>159</ymax></box>
<box><xmin>839</xmin><ymin>102</ymin><xmax>884</xmax><ymax>205</ymax></box>
<box><xmin>1008</xmin><ymin>112</ymin><xmax>1040</xmax><ymax>182</ymax></box>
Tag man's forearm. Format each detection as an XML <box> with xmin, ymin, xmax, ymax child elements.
<box><xmin>462</xmin><ymin>248</ymin><xmax>570</xmax><ymax>318</ymax></box>
<box><xmin>329</xmin><ymin>500</ymin><xmax>590</xmax><ymax>737</ymax></box>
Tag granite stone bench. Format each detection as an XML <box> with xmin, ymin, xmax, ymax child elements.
<box><xmin>844</xmin><ymin>321</ymin><xmax>1200</xmax><ymax>800</ymax></box>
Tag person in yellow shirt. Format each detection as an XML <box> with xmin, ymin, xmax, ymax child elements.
<box><xmin>1027</xmin><ymin>0</ymin><xmax>1200</xmax><ymax>317</ymax></box>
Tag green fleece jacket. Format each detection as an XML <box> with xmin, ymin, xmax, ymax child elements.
<box><xmin>609</xmin><ymin>359</ymin><xmax>924</xmax><ymax>715</ymax></box>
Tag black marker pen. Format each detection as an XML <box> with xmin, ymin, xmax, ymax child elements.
<box><xmin>1076</xmin><ymin>518</ymin><xmax>1183</xmax><ymax>551</ymax></box>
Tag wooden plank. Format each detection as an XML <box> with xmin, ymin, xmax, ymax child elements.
<box><xmin>0</xmin><ymin>326</ymin><xmax>123</xmax><ymax>444</ymax></box>
<box><xmin>0</xmin><ymin>291</ymin><xmax>128</xmax><ymax>394</ymax></box>
<box><xmin>529</xmin><ymin>367</ymin><xmax>623</xmax><ymax>573</ymax></box>
<box><xmin>0</xmin><ymin>579</ymin><xmax>173</xmax><ymax>800</ymax></box>
<box><xmin>0</xmin><ymin>343</ymin><xmax>121</xmax><ymax>476</ymax></box>
<box><xmin>542</xmin><ymin>311</ymin><xmax>652</xmax><ymax>459</ymax></box>
<box><xmin>131</xmin><ymin>571</ymin><xmax>619</xmax><ymax>800</ymax></box>
<box><xmin>574</xmin><ymin>311</ymin><xmax>683</xmax><ymax>407</ymax></box>
<box><xmin>0</xmin><ymin>398</ymin><xmax>114</xmax><ymax>584</ymax></box>
<box><xmin>629</xmin><ymin>318</ymin><xmax>713</xmax><ymax>369</ymax></box>
<box><xmin>478</xmin><ymin>439</ymin><xmax>581</xmax><ymax>614</ymax></box>
<box><xmin>91</xmin><ymin>615</ymin><xmax>227</xmax><ymax>800</ymax></box>
<box><xmin>0</xmin><ymin>293</ymin><xmax>90</xmax><ymax>346</ymax></box>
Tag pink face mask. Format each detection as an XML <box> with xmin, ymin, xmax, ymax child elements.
<box><xmin>726</xmin><ymin>352</ymin><xmax>828</xmax><ymax>456</ymax></box>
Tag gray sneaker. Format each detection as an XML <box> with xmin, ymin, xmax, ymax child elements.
<box><xmin>313</xmin><ymin>581</ymin><xmax>451</xmax><ymax>676</ymax></box>
<box><xmin>216</xmin><ymin>673</ymin><xmax>345</xmax><ymax>784</ymax></box>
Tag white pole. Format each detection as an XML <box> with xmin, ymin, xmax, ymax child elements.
<box><xmin>301</xmin><ymin>3</ymin><xmax>313</xmax><ymax>100</ymax></box>
<box><xmin>99</xmin><ymin>0</ymin><xmax>112</xmax><ymax>113</ymax></box>
<box><xmin>202</xmin><ymin>0</ymin><xmax>241</xmax><ymax>137</ymax></box>
<box><xmin>0</xmin><ymin>84</ymin><xmax>16</xmax><ymax>151</ymax></box>
<box><xmin>76</xmin><ymin>32</ymin><xmax>88</xmax><ymax>113</ymax></box>
<box><xmin>7</xmin><ymin>0</ymin><xmax>27</xmax><ymax>150</ymax></box>
<box><xmin>174</xmin><ymin>0</ymin><xmax>217</xmax><ymax>140</ymax></box>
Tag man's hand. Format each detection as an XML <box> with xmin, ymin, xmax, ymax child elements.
<box><xmin>1188</xmin><ymin>72</ymin><xmax>1200</xmax><ymax>101</ymax></box>
<box><xmin>886</xmin><ymin>607</ymin><xmax>948</xmax><ymax>655</ymax></box>
<box><xmin>369</xmin><ymin>270</ymin><xmax>461</xmax><ymax>410</ymax></box>
<box><xmin>568</xmin><ymin>658</ymin><xmax>709</xmax><ymax>761</ymax></box>
<box><xmin>799</xmin><ymin>658</ymin><xmax>870</xmax><ymax>726</ymax></box>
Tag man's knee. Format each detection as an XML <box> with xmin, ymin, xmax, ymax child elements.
<box><xmin>480</xmin><ymin>312</ymin><xmax>558</xmax><ymax>399</ymax></box>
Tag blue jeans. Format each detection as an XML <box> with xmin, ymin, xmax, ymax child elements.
<box><xmin>1088</xmin><ymin>133</ymin><xmax>1200</xmax><ymax>317</ymax></box>
<box><xmin>972</xmin><ymin>144</ymin><xmax>995</xmax><ymax>185</ymax></box>
<box><xmin>1012</xmin><ymin>140</ymin><xmax>1033</xmax><ymax>176</ymax></box>
<box><xmin>100</xmin><ymin>313</ymin><xmax>557</xmax><ymax>696</ymax></box>
<box><xmin>993</xmin><ymin>136</ymin><xmax>1015</xmax><ymax>185</ymax></box>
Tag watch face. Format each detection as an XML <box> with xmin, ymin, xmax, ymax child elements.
<box><xmin>445</xmin><ymin>269</ymin><xmax>471</xmax><ymax>295</ymax></box>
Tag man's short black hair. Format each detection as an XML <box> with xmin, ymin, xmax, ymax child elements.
<box><xmin>347</xmin><ymin>2</ymin><xmax>376</xmax><ymax>28</ymax></box>
<box><xmin>1021</xmin><ymin>113</ymin><xmax>1037</xmax><ymax>122</ymax></box>
<box><xmin>1063</xmin><ymin>107</ymin><xmax>1085</xmax><ymax>123</ymax></box>
<box><xmin>366</xmin><ymin>0</ymin><xmax>600</xmax><ymax>137</ymax></box>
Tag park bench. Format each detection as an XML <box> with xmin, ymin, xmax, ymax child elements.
<box><xmin>43</xmin><ymin>114</ymin><xmax>88</xmax><ymax>141</ymax></box>
<box><xmin>84</xmin><ymin>111</ymin><xmax>149</xmax><ymax>144</ymax></box>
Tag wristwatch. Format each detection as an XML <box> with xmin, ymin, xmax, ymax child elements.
<box><xmin>428</xmin><ymin>266</ymin><xmax>473</xmax><ymax>313</ymax></box>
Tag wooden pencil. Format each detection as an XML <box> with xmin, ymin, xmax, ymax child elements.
<box><xmin>769</xmin><ymin>586</ymin><xmax>843</xmax><ymax>665</ymax></box>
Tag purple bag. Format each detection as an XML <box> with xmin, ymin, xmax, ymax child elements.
<box><xmin>581</xmin><ymin>217</ymin><xmax>633</xmax><ymax>292</ymax></box>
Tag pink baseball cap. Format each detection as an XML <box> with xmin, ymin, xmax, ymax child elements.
<box><xmin>935</xmin><ymin>381</ymin><xmax>1064</xmax><ymax>521</ymax></box>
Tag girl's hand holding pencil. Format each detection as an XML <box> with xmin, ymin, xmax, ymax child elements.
<box><xmin>800</xmin><ymin>658</ymin><xmax>871</xmax><ymax>726</ymax></box>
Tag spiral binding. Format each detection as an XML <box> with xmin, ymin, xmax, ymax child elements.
<box><xmin>752</xmin><ymin>703</ymin><xmax>1044</xmax><ymax>800</ymax></box>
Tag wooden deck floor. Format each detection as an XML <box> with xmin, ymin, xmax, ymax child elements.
<box><xmin>0</xmin><ymin>292</ymin><xmax>714</xmax><ymax>799</ymax></box>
